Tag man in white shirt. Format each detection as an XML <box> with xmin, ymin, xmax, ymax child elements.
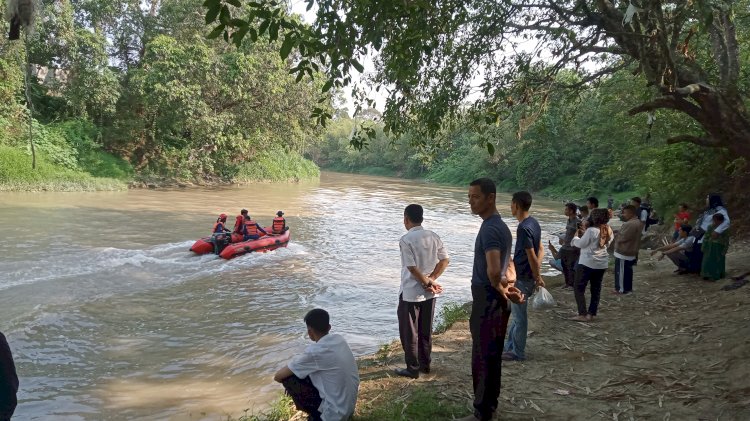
<box><xmin>395</xmin><ymin>204</ymin><xmax>450</xmax><ymax>379</ymax></box>
<box><xmin>273</xmin><ymin>309</ymin><xmax>359</xmax><ymax>421</ymax></box>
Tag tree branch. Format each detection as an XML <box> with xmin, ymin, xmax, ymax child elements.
<box><xmin>666</xmin><ymin>135</ymin><xmax>719</xmax><ymax>148</ymax></box>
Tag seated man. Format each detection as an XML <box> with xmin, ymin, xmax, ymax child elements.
<box><xmin>213</xmin><ymin>214</ymin><xmax>230</xmax><ymax>233</ymax></box>
<box><xmin>233</xmin><ymin>210</ymin><xmax>249</xmax><ymax>235</ymax></box>
<box><xmin>272</xmin><ymin>210</ymin><xmax>287</xmax><ymax>234</ymax></box>
<box><xmin>274</xmin><ymin>309</ymin><xmax>359</xmax><ymax>421</ymax></box>
<box><xmin>242</xmin><ymin>214</ymin><xmax>268</xmax><ymax>241</ymax></box>
<box><xmin>650</xmin><ymin>225</ymin><xmax>699</xmax><ymax>274</ymax></box>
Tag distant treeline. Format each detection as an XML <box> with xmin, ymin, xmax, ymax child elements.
<box><xmin>310</xmin><ymin>71</ymin><xmax>741</xmax><ymax>217</ymax></box>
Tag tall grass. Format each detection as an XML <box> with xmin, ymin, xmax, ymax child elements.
<box><xmin>434</xmin><ymin>302</ymin><xmax>470</xmax><ymax>334</ymax></box>
<box><xmin>0</xmin><ymin>146</ymin><xmax>127</xmax><ymax>191</ymax></box>
<box><xmin>234</xmin><ymin>150</ymin><xmax>320</xmax><ymax>183</ymax></box>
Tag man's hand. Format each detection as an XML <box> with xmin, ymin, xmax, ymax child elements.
<box><xmin>711</xmin><ymin>231</ymin><xmax>719</xmax><ymax>239</ymax></box>
<box><xmin>427</xmin><ymin>283</ymin><xmax>443</xmax><ymax>294</ymax></box>
<box><xmin>496</xmin><ymin>283</ymin><xmax>525</xmax><ymax>304</ymax></box>
<box><xmin>535</xmin><ymin>276</ymin><xmax>545</xmax><ymax>288</ymax></box>
<box><xmin>650</xmin><ymin>250</ymin><xmax>658</xmax><ymax>256</ymax></box>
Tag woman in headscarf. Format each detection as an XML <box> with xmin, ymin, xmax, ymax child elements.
<box><xmin>693</xmin><ymin>194</ymin><xmax>730</xmax><ymax>273</ymax></box>
<box><xmin>570</xmin><ymin>208</ymin><xmax>613</xmax><ymax>322</ymax></box>
<box><xmin>701</xmin><ymin>213</ymin><xmax>730</xmax><ymax>280</ymax></box>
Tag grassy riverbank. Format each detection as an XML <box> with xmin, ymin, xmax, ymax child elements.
<box><xmin>0</xmin><ymin>146</ymin><xmax>128</xmax><ymax>192</ymax></box>
<box><xmin>241</xmin><ymin>245</ymin><xmax>750</xmax><ymax>420</ymax></box>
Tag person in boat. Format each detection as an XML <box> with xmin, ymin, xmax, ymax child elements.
<box><xmin>243</xmin><ymin>213</ymin><xmax>268</xmax><ymax>241</ymax></box>
<box><xmin>213</xmin><ymin>214</ymin><xmax>230</xmax><ymax>234</ymax></box>
<box><xmin>272</xmin><ymin>210</ymin><xmax>287</xmax><ymax>234</ymax></box>
<box><xmin>233</xmin><ymin>210</ymin><xmax>248</xmax><ymax>236</ymax></box>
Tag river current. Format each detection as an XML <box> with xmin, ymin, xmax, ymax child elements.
<box><xmin>0</xmin><ymin>172</ymin><xmax>569</xmax><ymax>420</ymax></box>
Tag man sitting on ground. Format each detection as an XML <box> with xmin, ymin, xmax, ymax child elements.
<box><xmin>650</xmin><ymin>225</ymin><xmax>699</xmax><ymax>274</ymax></box>
<box><xmin>273</xmin><ymin>309</ymin><xmax>359</xmax><ymax>421</ymax></box>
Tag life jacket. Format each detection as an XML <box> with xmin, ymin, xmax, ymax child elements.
<box><xmin>244</xmin><ymin>219</ymin><xmax>258</xmax><ymax>236</ymax></box>
<box><xmin>272</xmin><ymin>217</ymin><xmax>285</xmax><ymax>234</ymax></box>
<box><xmin>233</xmin><ymin>215</ymin><xmax>244</xmax><ymax>234</ymax></box>
<box><xmin>213</xmin><ymin>222</ymin><xmax>226</xmax><ymax>233</ymax></box>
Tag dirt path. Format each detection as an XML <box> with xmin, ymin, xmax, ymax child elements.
<box><xmin>353</xmin><ymin>247</ymin><xmax>750</xmax><ymax>420</ymax></box>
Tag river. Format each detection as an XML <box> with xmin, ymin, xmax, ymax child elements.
<box><xmin>0</xmin><ymin>172</ymin><xmax>570</xmax><ymax>420</ymax></box>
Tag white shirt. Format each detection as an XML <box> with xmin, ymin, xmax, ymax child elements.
<box><xmin>675</xmin><ymin>236</ymin><xmax>696</xmax><ymax>250</ymax></box>
<box><xmin>697</xmin><ymin>207</ymin><xmax>730</xmax><ymax>243</ymax></box>
<box><xmin>399</xmin><ymin>226</ymin><xmax>449</xmax><ymax>302</ymax></box>
<box><xmin>287</xmin><ymin>333</ymin><xmax>360</xmax><ymax>421</ymax></box>
<box><xmin>571</xmin><ymin>226</ymin><xmax>613</xmax><ymax>270</ymax></box>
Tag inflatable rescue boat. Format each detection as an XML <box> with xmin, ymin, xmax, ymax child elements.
<box><xmin>189</xmin><ymin>227</ymin><xmax>291</xmax><ymax>259</ymax></box>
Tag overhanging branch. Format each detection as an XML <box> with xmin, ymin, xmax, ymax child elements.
<box><xmin>666</xmin><ymin>135</ymin><xmax>720</xmax><ymax>148</ymax></box>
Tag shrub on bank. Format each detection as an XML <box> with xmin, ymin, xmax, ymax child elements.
<box><xmin>0</xmin><ymin>146</ymin><xmax>126</xmax><ymax>191</ymax></box>
<box><xmin>234</xmin><ymin>150</ymin><xmax>320</xmax><ymax>183</ymax></box>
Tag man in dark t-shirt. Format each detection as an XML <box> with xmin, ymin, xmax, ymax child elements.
<box><xmin>503</xmin><ymin>191</ymin><xmax>544</xmax><ymax>362</ymax></box>
<box><xmin>559</xmin><ymin>203</ymin><xmax>581</xmax><ymax>289</ymax></box>
<box><xmin>458</xmin><ymin>178</ymin><xmax>524</xmax><ymax>421</ymax></box>
<box><xmin>0</xmin><ymin>331</ymin><xmax>18</xmax><ymax>421</ymax></box>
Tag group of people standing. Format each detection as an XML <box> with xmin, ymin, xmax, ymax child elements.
<box><xmin>254</xmin><ymin>185</ymin><xmax>734</xmax><ymax>421</ymax></box>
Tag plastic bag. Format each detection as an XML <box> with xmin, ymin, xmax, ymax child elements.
<box><xmin>530</xmin><ymin>286</ymin><xmax>556</xmax><ymax>310</ymax></box>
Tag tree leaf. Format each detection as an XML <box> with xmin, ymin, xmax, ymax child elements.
<box><xmin>205</xmin><ymin>5</ymin><xmax>221</xmax><ymax>24</ymax></box>
<box><xmin>219</xmin><ymin>5</ymin><xmax>231</xmax><ymax>24</ymax></box>
<box><xmin>280</xmin><ymin>37</ymin><xmax>295</xmax><ymax>59</ymax></box>
<box><xmin>226</xmin><ymin>0</ymin><xmax>242</xmax><ymax>7</ymax></box>
<box><xmin>351</xmin><ymin>58</ymin><xmax>364</xmax><ymax>73</ymax></box>
<box><xmin>269</xmin><ymin>21</ymin><xmax>280</xmax><ymax>41</ymax></box>
<box><xmin>206</xmin><ymin>24</ymin><xmax>225</xmax><ymax>39</ymax></box>
<box><xmin>259</xmin><ymin>19</ymin><xmax>270</xmax><ymax>35</ymax></box>
<box><xmin>232</xmin><ymin>26</ymin><xmax>249</xmax><ymax>46</ymax></box>
<box><xmin>295</xmin><ymin>71</ymin><xmax>304</xmax><ymax>82</ymax></box>
<box><xmin>486</xmin><ymin>142</ymin><xmax>495</xmax><ymax>156</ymax></box>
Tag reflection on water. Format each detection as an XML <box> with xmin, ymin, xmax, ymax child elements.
<box><xmin>0</xmin><ymin>172</ymin><xmax>570</xmax><ymax>420</ymax></box>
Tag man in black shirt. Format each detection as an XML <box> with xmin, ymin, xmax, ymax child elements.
<box><xmin>457</xmin><ymin>178</ymin><xmax>524</xmax><ymax>421</ymax></box>
<box><xmin>0</xmin><ymin>331</ymin><xmax>18</xmax><ymax>421</ymax></box>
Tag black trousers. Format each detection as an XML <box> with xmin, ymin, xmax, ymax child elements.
<box><xmin>470</xmin><ymin>284</ymin><xmax>511</xmax><ymax>421</ymax></box>
<box><xmin>559</xmin><ymin>248</ymin><xmax>580</xmax><ymax>287</ymax></box>
<box><xmin>281</xmin><ymin>375</ymin><xmax>322</xmax><ymax>421</ymax></box>
<box><xmin>397</xmin><ymin>295</ymin><xmax>436</xmax><ymax>373</ymax></box>
<box><xmin>574</xmin><ymin>264</ymin><xmax>606</xmax><ymax>316</ymax></box>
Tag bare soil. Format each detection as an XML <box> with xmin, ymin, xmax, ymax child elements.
<box><xmin>353</xmin><ymin>245</ymin><xmax>750</xmax><ymax>420</ymax></box>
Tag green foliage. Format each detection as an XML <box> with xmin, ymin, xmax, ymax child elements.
<box><xmin>434</xmin><ymin>302</ymin><xmax>469</xmax><ymax>334</ymax></box>
<box><xmin>0</xmin><ymin>146</ymin><xmax>126</xmax><ymax>191</ymax></box>
<box><xmin>234</xmin><ymin>150</ymin><xmax>320</xmax><ymax>183</ymax></box>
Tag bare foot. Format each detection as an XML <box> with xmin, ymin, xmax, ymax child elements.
<box><xmin>570</xmin><ymin>315</ymin><xmax>588</xmax><ymax>322</ymax></box>
<box><xmin>586</xmin><ymin>314</ymin><xmax>596</xmax><ymax>322</ymax></box>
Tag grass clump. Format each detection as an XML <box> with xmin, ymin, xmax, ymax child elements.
<box><xmin>234</xmin><ymin>149</ymin><xmax>320</xmax><ymax>183</ymax></box>
<box><xmin>0</xmin><ymin>146</ymin><xmax>126</xmax><ymax>191</ymax></box>
<box><xmin>355</xmin><ymin>388</ymin><xmax>466</xmax><ymax>421</ymax></box>
<box><xmin>434</xmin><ymin>302</ymin><xmax>470</xmax><ymax>334</ymax></box>
<box><xmin>230</xmin><ymin>395</ymin><xmax>296</xmax><ymax>421</ymax></box>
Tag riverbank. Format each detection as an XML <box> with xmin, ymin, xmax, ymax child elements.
<box><xmin>256</xmin><ymin>245</ymin><xmax>750</xmax><ymax>420</ymax></box>
<box><xmin>0</xmin><ymin>145</ymin><xmax>320</xmax><ymax>192</ymax></box>
<box><xmin>352</xmin><ymin>245</ymin><xmax>750</xmax><ymax>420</ymax></box>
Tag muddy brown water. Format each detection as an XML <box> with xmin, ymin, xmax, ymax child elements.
<box><xmin>0</xmin><ymin>172</ymin><xmax>573</xmax><ymax>420</ymax></box>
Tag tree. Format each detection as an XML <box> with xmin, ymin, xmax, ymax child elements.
<box><xmin>205</xmin><ymin>0</ymin><xmax>750</xmax><ymax>160</ymax></box>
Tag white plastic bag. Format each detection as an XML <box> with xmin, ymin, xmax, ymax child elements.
<box><xmin>530</xmin><ymin>286</ymin><xmax>556</xmax><ymax>310</ymax></box>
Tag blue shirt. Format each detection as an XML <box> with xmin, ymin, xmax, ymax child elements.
<box><xmin>514</xmin><ymin>216</ymin><xmax>542</xmax><ymax>281</ymax></box>
<box><xmin>472</xmin><ymin>214</ymin><xmax>513</xmax><ymax>286</ymax></box>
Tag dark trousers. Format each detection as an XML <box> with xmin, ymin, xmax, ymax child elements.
<box><xmin>559</xmin><ymin>248</ymin><xmax>580</xmax><ymax>287</ymax></box>
<box><xmin>574</xmin><ymin>264</ymin><xmax>606</xmax><ymax>316</ymax></box>
<box><xmin>470</xmin><ymin>284</ymin><xmax>511</xmax><ymax>421</ymax></box>
<box><xmin>614</xmin><ymin>257</ymin><xmax>635</xmax><ymax>293</ymax></box>
<box><xmin>281</xmin><ymin>375</ymin><xmax>322</xmax><ymax>421</ymax></box>
<box><xmin>397</xmin><ymin>295</ymin><xmax>436</xmax><ymax>373</ymax></box>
